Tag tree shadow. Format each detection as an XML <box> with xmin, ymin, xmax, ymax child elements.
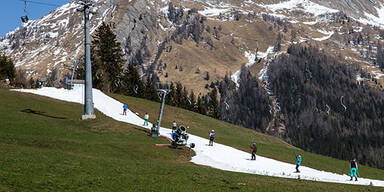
<box><xmin>133</xmin><ymin>127</ymin><xmax>150</xmax><ymax>136</ymax></box>
<box><xmin>20</xmin><ymin>109</ymin><xmax>67</xmax><ymax>119</ymax></box>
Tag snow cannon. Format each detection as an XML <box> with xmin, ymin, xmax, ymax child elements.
<box><xmin>171</xmin><ymin>125</ymin><xmax>194</xmax><ymax>148</ymax></box>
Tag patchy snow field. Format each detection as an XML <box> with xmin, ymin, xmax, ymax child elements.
<box><xmin>14</xmin><ymin>86</ymin><xmax>384</xmax><ymax>187</ymax></box>
<box><xmin>259</xmin><ymin>0</ymin><xmax>339</xmax><ymax>17</ymax></box>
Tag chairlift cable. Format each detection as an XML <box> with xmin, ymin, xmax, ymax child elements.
<box><xmin>24</xmin><ymin>0</ymin><xmax>28</xmax><ymax>16</ymax></box>
<box><xmin>17</xmin><ymin>0</ymin><xmax>61</xmax><ymax>7</ymax></box>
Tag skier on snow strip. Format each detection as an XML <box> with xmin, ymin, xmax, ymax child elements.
<box><xmin>350</xmin><ymin>159</ymin><xmax>358</xmax><ymax>181</ymax></box>
<box><xmin>209</xmin><ymin>130</ymin><xmax>215</xmax><ymax>146</ymax></box>
<box><xmin>251</xmin><ymin>143</ymin><xmax>257</xmax><ymax>160</ymax></box>
<box><xmin>144</xmin><ymin>112</ymin><xmax>149</xmax><ymax>126</ymax></box>
<box><xmin>296</xmin><ymin>154</ymin><xmax>302</xmax><ymax>173</ymax></box>
<box><xmin>123</xmin><ymin>104</ymin><xmax>127</xmax><ymax>115</ymax></box>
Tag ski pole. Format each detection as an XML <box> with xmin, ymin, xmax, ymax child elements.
<box><xmin>357</xmin><ymin>171</ymin><xmax>360</xmax><ymax>178</ymax></box>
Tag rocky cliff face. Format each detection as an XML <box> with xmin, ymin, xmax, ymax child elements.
<box><xmin>1</xmin><ymin>0</ymin><xmax>384</xmax><ymax>92</ymax></box>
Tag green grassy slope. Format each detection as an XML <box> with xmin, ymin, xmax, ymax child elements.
<box><xmin>111</xmin><ymin>93</ymin><xmax>384</xmax><ymax>180</ymax></box>
<box><xmin>0</xmin><ymin>89</ymin><xmax>382</xmax><ymax>191</ymax></box>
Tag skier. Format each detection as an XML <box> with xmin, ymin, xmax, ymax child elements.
<box><xmin>122</xmin><ymin>104</ymin><xmax>128</xmax><ymax>115</ymax></box>
<box><xmin>295</xmin><ymin>154</ymin><xmax>302</xmax><ymax>173</ymax></box>
<box><xmin>251</xmin><ymin>143</ymin><xmax>257</xmax><ymax>160</ymax></box>
<box><xmin>172</xmin><ymin>121</ymin><xmax>177</xmax><ymax>132</ymax></box>
<box><xmin>350</xmin><ymin>159</ymin><xmax>358</xmax><ymax>181</ymax></box>
<box><xmin>209</xmin><ymin>130</ymin><xmax>215</xmax><ymax>146</ymax></box>
<box><xmin>143</xmin><ymin>112</ymin><xmax>149</xmax><ymax>126</ymax></box>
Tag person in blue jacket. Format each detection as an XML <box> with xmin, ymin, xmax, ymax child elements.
<box><xmin>123</xmin><ymin>104</ymin><xmax>128</xmax><ymax>115</ymax></box>
<box><xmin>296</xmin><ymin>154</ymin><xmax>302</xmax><ymax>173</ymax></box>
<box><xmin>350</xmin><ymin>159</ymin><xmax>358</xmax><ymax>181</ymax></box>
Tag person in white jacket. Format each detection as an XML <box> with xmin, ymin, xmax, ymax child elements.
<box><xmin>172</xmin><ymin>121</ymin><xmax>177</xmax><ymax>131</ymax></box>
<box><xmin>144</xmin><ymin>112</ymin><xmax>149</xmax><ymax>126</ymax></box>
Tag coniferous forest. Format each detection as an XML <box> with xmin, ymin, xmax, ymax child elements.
<box><xmin>219</xmin><ymin>68</ymin><xmax>272</xmax><ymax>132</ymax></box>
<box><xmin>268</xmin><ymin>44</ymin><xmax>384</xmax><ymax>169</ymax></box>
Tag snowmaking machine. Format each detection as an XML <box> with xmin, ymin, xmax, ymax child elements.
<box><xmin>171</xmin><ymin>125</ymin><xmax>195</xmax><ymax>148</ymax></box>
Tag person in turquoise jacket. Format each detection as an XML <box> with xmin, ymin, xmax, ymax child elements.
<box><xmin>296</xmin><ymin>154</ymin><xmax>302</xmax><ymax>173</ymax></box>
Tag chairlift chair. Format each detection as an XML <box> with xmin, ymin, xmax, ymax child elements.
<box><xmin>21</xmin><ymin>0</ymin><xmax>29</xmax><ymax>23</ymax></box>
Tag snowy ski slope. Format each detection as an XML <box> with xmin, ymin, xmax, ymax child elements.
<box><xmin>14</xmin><ymin>86</ymin><xmax>384</xmax><ymax>187</ymax></box>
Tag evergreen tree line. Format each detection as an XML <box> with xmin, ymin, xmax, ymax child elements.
<box><xmin>268</xmin><ymin>44</ymin><xmax>384</xmax><ymax>169</ymax></box>
<box><xmin>0</xmin><ymin>54</ymin><xmax>42</xmax><ymax>89</ymax></box>
<box><xmin>218</xmin><ymin>67</ymin><xmax>273</xmax><ymax>132</ymax></box>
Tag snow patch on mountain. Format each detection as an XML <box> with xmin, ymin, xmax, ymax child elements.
<box><xmin>231</xmin><ymin>51</ymin><xmax>256</xmax><ymax>86</ymax></box>
<box><xmin>259</xmin><ymin>0</ymin><xmax>339</xmax><ymax>17</ymax></box>
<box><xmin>199</xmin><ymin>7</ymin><xmax>231</xmax><ymax>17</ymax></box>
<box><xmin>313</xmin><ymin>29</ymin><xmax>334</xmax><ymax>41</ymax></box>
<box><xmin>231</xmin><ymin>46</ymin><xmax>275</xmax><ymax>86</ymax></box>
<box><xmin>197</xmin><ymin>1</ymin><xmax>239</xmax><ymax>20</ymax></box>
<box><xmin>258</xmin><ymin>46</ymin><xmax>275</xmax><ymax>81</ymax></box>
<box><xmin>356</xmin><ymin>5</ymin><xmax>384</xmax><ymax>28</ymax></box>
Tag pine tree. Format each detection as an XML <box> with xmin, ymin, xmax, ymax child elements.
<box><xmin>182</xmin><ymin>87</ymin><xmax>189</xmax><ymax>109</ymax></box>
<box><xmin>91</xmin><ymin>22</ymin><xmax>125</xmax><ymax>92</ymax></box>
<box><xmin>166</xmin><ymin>82</ymin><xmax>176</xmax><ymax>106</ymax></box>
<box><xmin>208</xmin><ymin>87</ymin><xmax>221</xmax><ymax>119</ymax></box>
<box><xmin>122</xmin><ymin>64</ymin><xmax>144</xmax><ymax>97</ymax></box>
<box><xmin>197</xmin><ymin>95</ymin><xmax>207</xmax><ymax>115</ymax></box>
<box><xmin>144</xmin><ymin>75</ymin><xmax>159</xmax><ymax>102</ymax></box>
<box><xmin>175</xmin><ymin>82</ymin><xmax>183</xmax><ymax>107</ymax></box>
<box><xmin>0</xmin><ymin>53</ymin><xmax>16</xmax><ymax>81</ymax></box>
<box><xmin>188</xmin><ymin>90</ymin><xmax>196</xmax><ymax>111</ymax></box>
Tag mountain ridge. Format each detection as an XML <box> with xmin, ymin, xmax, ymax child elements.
<box><xmin>2</xmin><ymin>0</ymin><xmax>384</xmax><ymax>93</ymax></box>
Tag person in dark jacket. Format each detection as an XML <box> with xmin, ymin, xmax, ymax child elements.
<box><xmin>350</xmin><ymin>159</ymin><xmax>358</xmax><ymax>181</ymax></box>
<box><xmin>251</xmin><ymin>143</ymin><xmax>257</xmax><ymax>160</ymax></box>
<box><xmin>208</xmin><ymin>130</ymin><xmax>215</xmax><ymax>146</ymax></box>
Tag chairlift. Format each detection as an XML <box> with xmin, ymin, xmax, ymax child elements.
<box><xmin>21</xmin><ymin>0</ymin><xmax>29</xmax><ymax>23</ymax></box>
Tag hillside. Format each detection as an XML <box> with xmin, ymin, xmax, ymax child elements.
<box><xmin>2</xmin><ymin>87</ymin><xmax>384</xmax><ymax>191</ymax></box>
<box><xmin>2</xmin><ymin>0</ymin><xmax>384</xmax><ymax>173</ymax></box>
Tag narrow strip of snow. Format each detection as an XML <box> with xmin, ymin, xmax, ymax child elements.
<box><xmin>258</xmin><ymin>46</ymin><xmax>275</xmax><ymax>81</ymax></box>
<box><xmin>13</xmin><ymin>86</ymin><xmax>384</xmax><ymax>187</ymax></box>
<box><xmin>303</xmin><ymin>21</ymin><xmax>317</xmax><ymax>25</ymax></box>
<box><xmin>313</xmin><ymin>30</ymin><xmax>334</xmax><ymax>41</ymax></box>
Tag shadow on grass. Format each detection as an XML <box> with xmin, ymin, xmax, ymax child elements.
<box><xmin>133</xmin><ymin>126</ymin><xmax>151</xmax><ymax>136</ymax></box>
<box><xmin>21</xmin><ymin>109</ymin><xmax>67</xmax><ymax>119</ymax></box>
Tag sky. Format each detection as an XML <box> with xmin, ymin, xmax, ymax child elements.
<box><xmin>0</xmin><ymin>0</ymin><xmax>71</xmax><ymax>37</ymax></box>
